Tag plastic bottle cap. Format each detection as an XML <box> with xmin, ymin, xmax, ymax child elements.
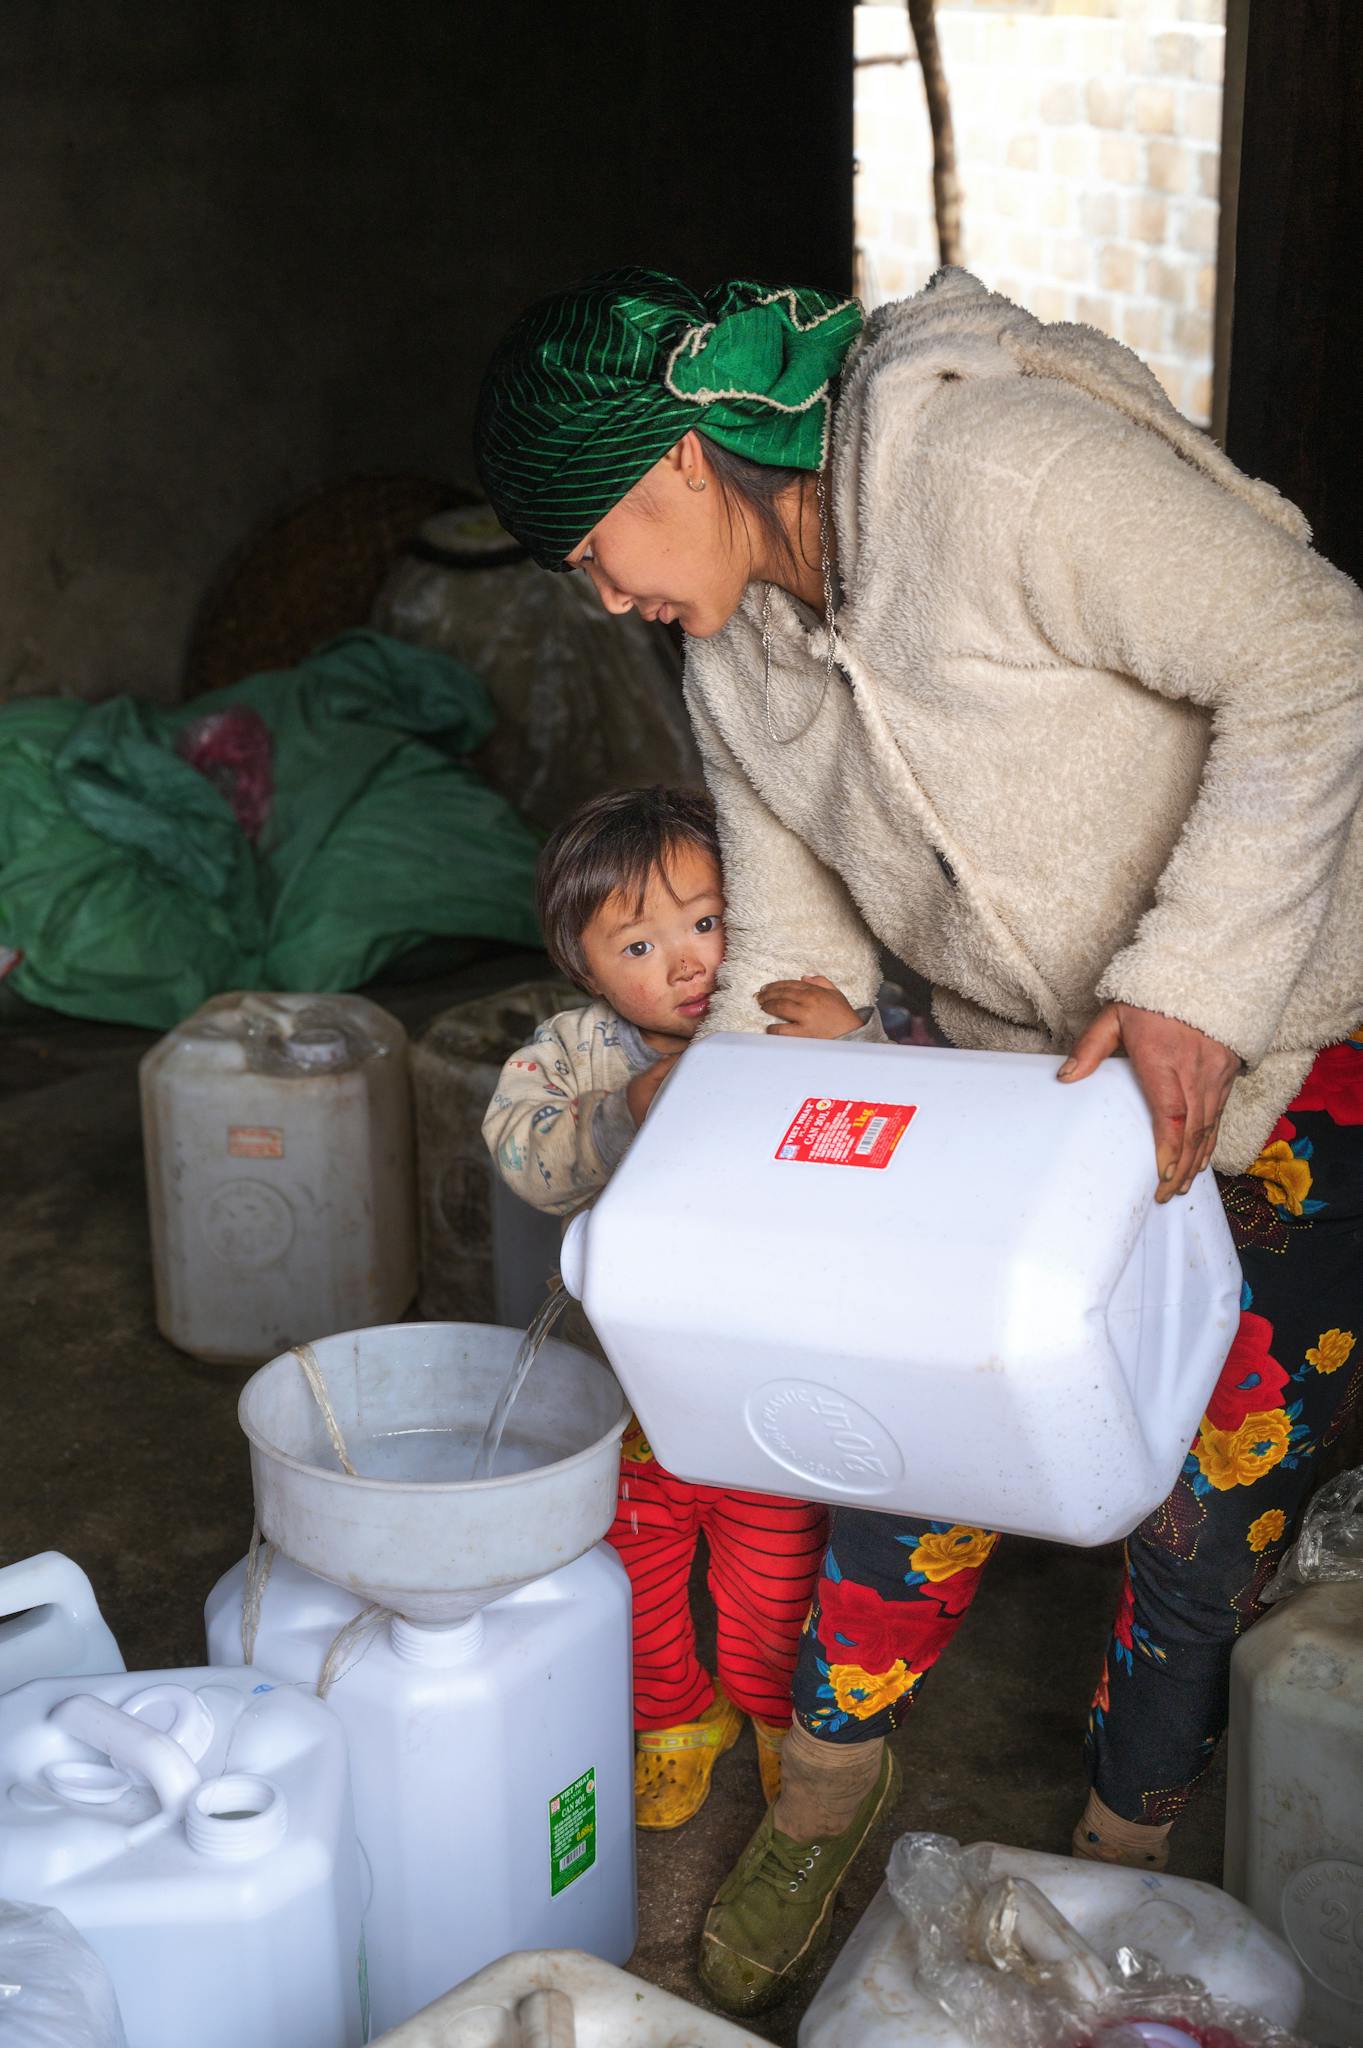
<box><xmin>288</xmin><ymin>1028</ymin><xmax>349</xmax><ymax>1071</ymax></box>
<box><xmin>185</xmin><ymin>1775</ymin><xmax>287</xmax><ymax>1859</ymax></box>
<box><xmin>42</xmin><ymin>1759</ymin><xmax>133</xmax><ymax>1805</ymax></box>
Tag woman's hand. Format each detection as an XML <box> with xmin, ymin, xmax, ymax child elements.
<box><xmin>757</xmin><ymin>974</ymin><xmax>864</xmax><ymax>1039</ymax></box>
<box><xmin>627</xmin><ymin>1053</ymin><xmax>681</xmax><ymax>1126</ymax></box>
<box><xmin>1058</xmin><ymin>1002</ymin><xmax>1241</xmax><ymax>1201</ymax></box>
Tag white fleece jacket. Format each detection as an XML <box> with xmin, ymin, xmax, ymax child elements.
<box><xmin>686</xmin><ymin>270</ymin><xmax>1363</xmax><ymax>1171</ymax></box>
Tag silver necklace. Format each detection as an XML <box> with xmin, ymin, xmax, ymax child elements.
<box><xmin>762</xmin><ymin>473</ymin><xmax>838</xmax><ymax>746</ymax></box>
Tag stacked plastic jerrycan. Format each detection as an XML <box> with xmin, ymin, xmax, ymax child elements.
<box><xmin>561</xmin><ymin>1036</ymin><xmax>1242</xmax><ymax>1545</ymax></box>
<box><xmin>0</xmin><ymin>1665</ymin><xmax>365</xmax><ymax>2048</ymax></box>
<box><xmin>0</xmin><ymin>1553</ymin><xmax>125</xmax><ymax>1693</ymax></box>
<box><xmin>209</xmin><ymin>1318</ymin><xmax>636</xmax><ymax>2036</ymax></box>
<box><xmin>1225</xmin><ymin>1469</ymin><xmax>1363</xmax><ymax>2045</ymax></box>
<box><xmin>140</xmin><ymin>991</ymin><xmax>417</xmax><ymax>1365</ymax></box>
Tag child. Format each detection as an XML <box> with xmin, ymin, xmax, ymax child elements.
<box><xmin>483</xmin><ymin>786</ymin><xmax>885</xmax><ymax>1829</ymax></box>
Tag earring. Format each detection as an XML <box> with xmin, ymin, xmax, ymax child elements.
<box><xmin>686</xmin><ymin>475</ymin><xmax>707</xmax><ymax>492</ymax></box>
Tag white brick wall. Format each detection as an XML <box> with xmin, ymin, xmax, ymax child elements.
<box><xmin>854</xmin><ymin>0</ymin><xmax>1225</xmax><ymax>424</ymax></box>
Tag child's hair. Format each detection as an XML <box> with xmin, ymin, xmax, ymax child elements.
<box><xmin>536</xmin><ymin>785</ymin><xmax>720</xmax><ymax>987</ymax></box>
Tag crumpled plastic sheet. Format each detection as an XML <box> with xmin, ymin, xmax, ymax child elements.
<box><xmin>175</xmin><ymin>705</ymin><xmax>274</xmax><ymax>842</ymax></box>
<box><xmin>1262</xmin><ymin>1464</ymin><xmax>1363</xmax><ymax>1604</ymax></box>
<box><xmin>885</xmin><ymin>1834</ymin><xmax>1309</xmax><ymax>2048</ymax></box>
<box><xmin>0</xmin><ymin>1900</ymin><xmax>127</xmax><ymax>2048</ymax></box>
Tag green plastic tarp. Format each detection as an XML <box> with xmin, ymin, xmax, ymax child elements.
<box><xmin>0</xmin><ymin>632</ymin><xmax>543</xmax><ymax>1028</ymax></box>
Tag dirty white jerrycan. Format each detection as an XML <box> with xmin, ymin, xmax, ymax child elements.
<box><xmin>0</xmin><ymin>1553</ymin><xmax>124</xmax><ymax>1694</ymax></box>
<box><xmin>0</xmin><ymin>1666</ymin><xmax>364</xmax><ymax>2048</ymax></box>
<box><xmin>561</xmin><ymin>1036</ymin><xmax>1241</xmax><ymax>1546</ymax></box>
<box><xmin>206</xmin><ymin>1545</ymin><xmax>637</xmax><ymax>2037</ymax></box>
<box><xmin>1225</xmin><ymin>1579</ymin><xmax>1363</xmax><ymax>2043</ymax></box>
<box><xmin>140</xmin><ymin>990</ymin><xmax>417</xmax><ymax>1365</ymax></box>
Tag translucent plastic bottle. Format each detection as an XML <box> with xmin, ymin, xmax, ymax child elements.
<box><xmin>205</xmin><ymin>1543</ymin><xmax>637</xmax><ymax>2035</ymax></box>
<box><xmin>140</xmin><ymin>991</ymin><xmax>416</xmax><ymax>1364</ymax></box>
<box><xmin>0</xmin><ymin>1667</ymin><xmax>364</xmax><ymax>2048</ymax></box>
<box><xmin>1225</xmin><ymin>1580</ymin><xmax>1363</xmax><ymax>2044</ymax></box>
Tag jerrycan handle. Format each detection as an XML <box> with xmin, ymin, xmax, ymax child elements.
<box><xmin>0</xmin><ymin>1551</ymin><xmax>106</xmax><ymax>1633</ymax></box>
<box><xmin>50</xmin><ymin>1692</ymin><xmax>202</xmax><ymax>1821</ymax></box>
<box><xmin>559</xmin><ymin>1211</ymin><xmax>588</xmax><ymax>1302</ymax></box>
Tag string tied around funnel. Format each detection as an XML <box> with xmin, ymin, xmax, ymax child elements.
<box><xmin>291</xmin><ymin>1339</ymin><xmax>358</xmax><ymax>1476</ymax></box>
<box><xmin>241</xmin><ymin>1341</ymin><xmax>384</xmax><ymax>1693</ymax></box>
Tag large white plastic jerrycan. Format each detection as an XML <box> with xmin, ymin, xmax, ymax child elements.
<box><xmin>561</xmin><ymin>1036</ymin><xmax>1241</xmax><ymax>1546</ymax></box>
<box><xmin>1225</xmin><ymin>1579</ymin><xmax>1363</xmax><ymax>2043</ymax></box>
<box><xmin>206</xmin><ymin>1541</ymin><xmax>637</xmax><ymax>2036</ymax></box>
<box><xmin>140</xmin><ymin>990</ymin><xmax>417</xmax><ymax>1364</ymax></box>
<box><xmin>0</xmin><ymin>1666</ymin><xmax>365</xmax><ymax>2048</ymax></box>
<box><xmin>798</xmin><ymin>1841</ymin><xmax>1304</xmax><ymax>2046</ymax></box>
<box><xmin>0</xmin><ymin>1553</ymin><xmax>123</xmax><ymax>1694</ymax></box>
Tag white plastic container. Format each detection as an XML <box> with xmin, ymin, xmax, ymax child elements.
<box><xmin>0</xmin><ymin>1553</ymin><xmax>124</xmax><ymax>1693</ymax></box>
<box><xmin>798</xmin><ymin>1843</ymin><xmax>1305</xmax><ymax>2046</ymax></box>
<box><xmin>1225</xmin><ymin>1581</ymin><xmax>1363</xmax><ymax>2043</ymax></box>
<box><xmin>0</xmin><ymin>1666</ymin><xmax>364</xmax><ymax>2048</ymax></box>
<box><xmin>561</xmin><ymin>1035</ymin><xmax>1241</xmax><ymax>1546</ymax></box>
<box><xmin>140</xmin><ymin>990</ymin><xmax>417</xmax><ymax>1364</ymax></box>
<box><xmin>369</xmin><ymin>1947</ymin><xmax>773</xmax><ymax>2045</ymax></box>
<box><xmin>206</xmin><ymin>1545</ymin><xmax>637</xmax><ymax>2035</ymax></box>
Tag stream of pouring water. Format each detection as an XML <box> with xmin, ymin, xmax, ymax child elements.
<box><xmin>471</xmin><ymin>1287</ymin><xmax>571</xmax><ymax>1480</ymax></box>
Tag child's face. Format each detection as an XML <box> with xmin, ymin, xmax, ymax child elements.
<box><xmin>579</xmin><ymin>841</ymin><xmax>725</xmax><ymax>1047</ymax></box>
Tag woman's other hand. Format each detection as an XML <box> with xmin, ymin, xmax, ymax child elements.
<box><xmin>1058</xmin><ymin>1002</ymin><xmax>1241</xmax><ymax>1201</ymax></box>
<box><xmin>757</xmin><ymin>974</ymin><xmax>864</xmax><ymax>1039</ymax></box>
<box><xmin>627</xmin><ymin>1053</ymin><xmax>681</xmax><ymax>1126</ymax></box>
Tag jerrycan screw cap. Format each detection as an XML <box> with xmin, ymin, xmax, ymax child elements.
<box><xmin>288</xmin><ymin>1027</ymin><xmax>350</xmax><ymax>1070</ymax></box>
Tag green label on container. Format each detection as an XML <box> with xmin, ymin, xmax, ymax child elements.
<box><xmin>549</xmin><ymin>1766</ymin><xmax>597</xmax><ymax>1896</ymax></box>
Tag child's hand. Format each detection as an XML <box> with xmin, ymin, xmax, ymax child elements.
<box><xmin>757</xmin><ymin>975</ymin><xmax>864</xmax><ymax>1039</ymax></box>
<box><xmin>627</xmin><ymin>1052</ymin><xmax>681</xmax><ymax>1125</ymax></box>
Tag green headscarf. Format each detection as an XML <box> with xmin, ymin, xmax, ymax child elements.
<box><xmin>474</xmin><ymin>267</ymin><xmax>863</xmax><ymax>570</ymax></box>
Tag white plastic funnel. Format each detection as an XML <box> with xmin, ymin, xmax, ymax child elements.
<box><xmin>239</xmin><ymin>1321</ymin><xmax>628</xmax><ymax>1625</ymax></box>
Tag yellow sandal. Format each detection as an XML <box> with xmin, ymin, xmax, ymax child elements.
<box><xmin>634</xmin><ymin>1683</ymin><xmax>743</xmax><ymax>1830</ymax></box>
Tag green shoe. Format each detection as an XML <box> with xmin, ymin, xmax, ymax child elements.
<box><xmin>698</xmin><ymin>1744</ymin><xmax>901</xmax><ymax>2016</ymax></box>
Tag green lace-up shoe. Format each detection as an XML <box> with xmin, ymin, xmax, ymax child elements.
<box><xmin>698</xmin><ymin>1744</ymin><xmax>901</xmax><ymax>2016</ymax></box>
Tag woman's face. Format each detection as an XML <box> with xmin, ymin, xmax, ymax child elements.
<box><xmin>565</xmin><ymin>432</ymin><xmax>753</xmax><ymax>639</ymax></box>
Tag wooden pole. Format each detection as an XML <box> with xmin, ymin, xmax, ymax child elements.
<box><xmin>907</xmin><ymin>0</ymin><xmax>962</xmax><ymax>268</ymax></box>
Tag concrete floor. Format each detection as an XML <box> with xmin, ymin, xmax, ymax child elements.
<box><xmin>1</xmin><ymin>960</ymin><xmax>1229</xmax><ymax>2046</ymax></box>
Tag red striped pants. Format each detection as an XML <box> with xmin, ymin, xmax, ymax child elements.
<box><xmin>606</xmin><ymin>1425</ymin><xmax>828</xmax><ymax>1731</ymax></box>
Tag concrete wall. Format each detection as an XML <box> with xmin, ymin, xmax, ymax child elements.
<box><xmin>1</xmin><ymin>2</ymin><xmax>852</xmax><ymax>705</ymax></box>
<box><xmin>855</xmin><ymin>0</ymin><xmax>1225</xmax><ymax>425</ymax></box>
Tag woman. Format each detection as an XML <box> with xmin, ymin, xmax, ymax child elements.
<box><xmin>476</xmin><ymin>267</ymin><xmax>1363</xmax><ymax>2016</ymax></box>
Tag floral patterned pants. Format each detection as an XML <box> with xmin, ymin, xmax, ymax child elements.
<box><xmin>790</xmin><ymin>1037</ymin><xmax>1363</xmax><ymax>1824</ymax></box>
